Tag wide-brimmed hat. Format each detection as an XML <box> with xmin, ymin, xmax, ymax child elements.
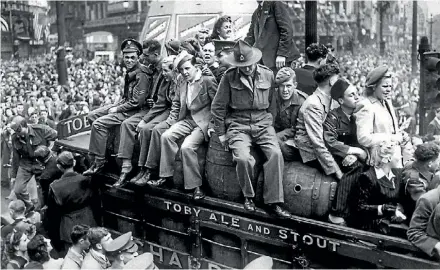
<box><xmin>224</xmin><ymin>40</ymin><xmax>262</xmax><ymax>67</ymax></box>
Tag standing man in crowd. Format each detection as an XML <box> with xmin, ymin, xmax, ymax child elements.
<box><xmin>84</xmin><ymin>39</ymin><xmax>150</xmax><ymax>177</ymax></box>
<box><xmin>62</xmin><ymin>225</ymin><xmax>91</xmax><ymax>270</ymax></box>
<box><xmin>10</xmin><ymin>115</ymin><xmax>57</xmax><ymax>211</ymax></box>
<box><xmin>82</xmin><ymin>227</ymin><xmax>113</xmax><ymax>269</ymax></box>
<box><xmin>0</xmin><ymin>200</ymin><xmax>26</xmax><ymax>238</ymax></box>
<box><xmin>245</xmin><ymin>0</ymin><xmax>299</xmax><ymax>73</ymax></box>
<box><xmin>103</xmin><ymin>232</ymin><xmax>138</xmax><ymax>269</ymax></box>
<box><xmin>211</xmin><ymin>40</ymin><xmax>291</xmax><ymax>218</ymax></box>
<box><xmin>34</xmin><ymin>145</ymin><xmax>62</xmax><ymax>208</ymax></box>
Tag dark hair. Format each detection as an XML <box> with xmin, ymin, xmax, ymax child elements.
<box><xmin>27</xmin><ymin>235</ymin><xmax>50</xmax><ymax>264</ymax></box>
<box><xmin>414</xmin><ymin>142</ymin><xmax>440</xmax><ymax>162</ymax></box>
<box><xmin>211</xmin><ymin>16</ymin><xmax>232</xmax><ymax>40</ymax></box>
<box><xmin>142</xmin><ymin>39</ymin><xmax>161</xmax><ymax>53</ymax></box>
<box><xmin>305</xmin><ymin>43</ymin><xmax>328</xmax><ymax>62</ymax></box>
<box><xmin>177</xmin><ymin>55</ymin><xmax>197</xmax><ymax>70</ymax></box>
<box><xmin>87</xmin><ymin>227</ymin><xmax>109</xmax><ymax>248</ymax></box>
<box><xmin>313</xmin><ymin>63</ymin><xmax>340</xmax><ymax>85</ymax></box>
<box><xmin>71</xmin><ymin>224</ymin><xmax>90</xmax><ymax>245</ymax></box>
<box><xmin>181</xmin><ymin>38</ymin><xmax>201</xmax><ymax>57</ymax></box>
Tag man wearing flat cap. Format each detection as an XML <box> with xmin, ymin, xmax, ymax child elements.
<box><xmin>123</xmin><ymin>253</ymin><xmax>158</xmax><ymax>270</ymax></box>
<box><xmin>103</xmin><ymin>232</ymin><xmax>139</xmax><ymax>269</ymax></box>
<box><xmin>211</xmin><ymin>40</ymin><xmax>291</xmax><ymax>218</ymax></box>
<box><xmin>84</xmin><ymin>38</ymin><xmax>153</xmax><ymax>177</ymax></box>
<box><xmin>46</xmin><ymin>151</ymin><xmax>97</xmax><ymax>255</ymax></box>
<box><xmin>274</xmin><ymin>67</ymin><xmax>308</xmax><ymax>161</ymax></box>
<box><xmin>323</xmin><ymin>78</ymin><xmax>367</xmax><ymax>225</ymax></box>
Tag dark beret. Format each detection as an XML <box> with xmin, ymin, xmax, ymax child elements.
<box><xmin>330</xmin><ymin>78</ymin><xmax>350</xmax><ymax>100</ymax></box>
<box><xmin>121</xmin><ymin>39</ymin><xmax>142</xmax><ymax>55</ymax></box>
<box><xmin>365</xmin><ymin>65</ymin><xmax>389</xmax><ymax>87</ymax></box>
<box><xmin>275</xmin><ymin>67</ymin><xmax>296</xmax><ymax>85</ymax></box>
<box><xmin>57</xmin><ymin>151</ymin><xmax>75</xmax><ymax>168</ymax></box>
<box><xmin>213</xmin><ymin>40</ymin><xmax>235</xmax><ymax>55</ymax></box>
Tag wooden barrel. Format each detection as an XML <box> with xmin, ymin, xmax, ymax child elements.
<box><xmin>205</xmin><ymin>134</ymin><xmax>264</xmax><ymax>203</ymax></box>
<box><xmin>173</xmin><ymin>141</ymin><xmax>207</xmax><ymax>190</ymax></box>
<box><xmin>283</xmin><ymin>161</ymin><xmax>337</xmax><ymax>218</ymax></box>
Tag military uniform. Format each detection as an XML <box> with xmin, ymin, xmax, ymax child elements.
<box><xmin>36</xmin><ymin>154</ymin><xmax>62</xmax><ymax>207</ymax></box>
<box><xmin>11</xmin><ymin>124</ymin><xmax>57</xmax><ymax>208</ymax></box>
<box><xmin>103</xmin><ymin>232</ymin><xmax>139</xmax><ymax>269</ymax></box>
<box><xmin>211</xmin><ymin>64</ymin><xmax>284</xmax><ymax>204</ymax></box>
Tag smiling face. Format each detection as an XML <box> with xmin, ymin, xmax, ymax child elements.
<box><xmin>179</xmin><ymin>60</ymin><xmax>198</xmax><ymax>82</ymax></box>
<box><xmin>278</xmin><ymin>78</ymin><xmax>297</xmax><ymax>101</ymax></box>
<box><xmin>161</xmin><ymin>63</ymin><xmax>174</xmax><ymax>82</ymax></box>
<box><xmin>219</xmin><ymin>21</ymin><xmax>232</xmax><ymax>39</ymax></box>
<box><xmin>123</xmin><ymin>52</ymin><xmax>139</xmax><ymax>71</ymax></box>
<box><xmin>202</xmin><ymin>43</ymin><xmax>216</xmax><ymax>66</ymax></box>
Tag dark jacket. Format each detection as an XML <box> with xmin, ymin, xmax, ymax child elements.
<box><xmin>11</xmin><ymin>124</ymin><xmax>57</xmax><ymax>178</ymax></box>
<box><xmin>407</xmin><ymin>186</ymin><xmax>440</xmax><ymax>257</ymax></box>
<box><xmin>209</xmin><ymin>63</ymin><xmax>229</xmax><ymax>83</ymax></box>
<box><xmin>38</xmin><ymin>118</ymin><xmax>56</xmax><ymax>130</ymax></box>
<box><xmin>46</xmin><ymin>171</ymin><xmax>97</xmax><ymax>243</ymax></box>
<box><xmin>1</xmin><ymin>217</ymin><xmax>24</xmax><ymax>239</ymax></box>
<box><xmin>36</xmin><ymin>155</ymin><xmax>63</xmax><ymax>206</ymax></box>
<box><xmin>142</xmin><ymin>73</ymin><xmax>177</xmax><ymax>123</ymax></box>
<box><xmin>427</xmin><ymin>118</ymin><xmax>440</xmax><ymax>136</ymax></box>
<box><xmin>244</xmin><ymin>1</ymin><xmax>299</xmax><ymax>68</ymax></box>
<box><xmin>274</xmin><ymin>90</ymin><xmax>307</xmax><ymax>140</ymax></box>
<box><xmin>294</xmin><ymin>65</ymin><xmax>317</xmax><ymax>95</ymax></box>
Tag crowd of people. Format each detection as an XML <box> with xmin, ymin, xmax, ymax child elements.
<box><xmin>1</xmin><ymin>1</ymin><xmax>440</xmax><ymax>268</ymax></box>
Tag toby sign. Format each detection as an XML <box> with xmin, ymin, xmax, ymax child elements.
<box><xmin>57</xmin><ymin>114</ymin><xmax>91</xmax><ymax>139</ymax></box>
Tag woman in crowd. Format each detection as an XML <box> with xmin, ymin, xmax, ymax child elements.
<box><xmin>355</xmin><ymin>65</ymin><xmax>412</xmax><ymax>167</ymax></box>
<box><xmin>355</xmin><ymin>140</ymin><xmax>407</xmax><ymax>234</ymax></box>
<box><xmin>210</xmin><ymin>15</ymin><xmax>234</xmax><ymax>41</ymax></box>
<box><xmin>25</xmin><ymin>234</ymin><xmax>63</xmax><ymax>269</ymax></box>
<box><xmin>5</xmin><ymin>221</ymin><xmax>36</xmax><ymax>269</ymax></box>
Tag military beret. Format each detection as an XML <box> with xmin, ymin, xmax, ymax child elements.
<box><xmin>123</xmin><ymin>253</ymin><xmax>157</xmax><ymax>270</ymax></box>
<box><xmin>103</xmin><ymin>232</ymin><xmax>138</xmax><ymax>254</ymax></box>
<box><xmin>121</xmin><ymin>39</ymin><xmax>142</xmax><ymax>55</ymax></box>
<box><xmin>174</xmin><ymin>51</ymin><xmax>193</xmax><ymax>70</ymax></box>
<box><xmin>56</xmin><ymin>151</ymin><xmax>75</xmax><ymax>168</ymax></box>
<box><xmin>244</xmin><ymin>256</ymin><xmax>273</xmax><ymax>270</ymax></box>
<box><xmin>275</xmin><ymin>67</ymin><xmax>296</xmax><ymax>85</ymax></box>
<box><xmin>213</xmin><ymin>40</ymin><xmax>235</xmax><ymax>56</ymax></box>
<box><xmin>330</xmin><ymin>78</ymin><xmax>350</xmax><ymax>100</ymax></box>
<box><xmin>365</xmin><ymin>65</ymin><xmax>390</xmax><ymax>87</ymax></box>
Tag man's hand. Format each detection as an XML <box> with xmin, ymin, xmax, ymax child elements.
<box><xmin>342</xmin><ymin>154</ymin><xmax>357</xmax><ymax>167</ymax></box>
<box><xmin>207</xmin><ymin>128</ymin><xmax>215</xmax><ymax>138</ymax></box>
<box><xmin>276</xmin><ymin>56</ymin><xmax>286</xmax><ymax>69</ymax></box>
<box><xmin>218</xmin><ymin>135</ymin><xmax>229</xmax><ymax>151</ymax></box>
<box><xmin>108</xmin><ymin>107</ymin><xmax>117</xmax><ymax>114</ymax></box>
<box><xmin>392</xmin><ymin>209</ymin><xmax>407</xmax><ymax>223</ymax></box>
<box><xmin>146</xmin><ymin>99</ymin><xmax>154</xmax><ymax>108</ymax></box>
<box><xmin>136</xmin><ymin>120</ymin><xmax>146</xmax><ymax>132</ymax></box>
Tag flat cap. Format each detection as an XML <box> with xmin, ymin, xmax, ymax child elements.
<box><xmin>275</xmin><ymin>67</ymin><xmax>296</xmax><ymax>85</ymax></box>
<box><xmin>103</xmin><ymin>232</ymin><xmax>138</xmax><ymax>253</ymax></box>
<box><xmin>123</xmin><ymin>253</ymin><xmax>157</xmax><ymax>270</ymax></box>
<box><xmin>330</xmin><ymin>78</ymin><xmax>350</xmax><ymax>100</ymax></box>
<box><xmin>56</xmin><ymin>151</ymin><xmax>75</xmax><ymax>168</ymax></box>
<box><xmin>213</xmin><ymin>40</ymin><xmax>235</xmax><ymax>55</ymax></box>
<box><xmin>244</xmin><ymin>256</ymin><xmax>273</xmax><ymax>269</ymax></box>
<box><xmin>365</xmin><ymin>65</ymin><xmax>389</xmax><ymax>87</ymax></box>
<box><xmin>121</xmin><ymin>39</ymin><xmax>142</xmax><ymax>55</ymax></box>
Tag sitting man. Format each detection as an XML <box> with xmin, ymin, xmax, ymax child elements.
<box><xmin>84</xmin><ymin>39</ymin><xmax>151</xmax><ymax>177</ymax></box>
<box><xmin>407</xmin><ymin>186</ymin><xmax>440</xmax><ymax>259</ymax></box>
<box><xmin>323</xmin><ymin>78</ymin><xmax>368</xmax><ymax>225</ymax></box>
<box><xmin>145</xmin><ymin>51</ymin><xmax>218</xmax><ymax>200</ymax></box>
<box><xmin>402</xmin><ymin>142</ymin><xmax>440</xmax><ymax>217</ymax></box>
<box><xmin>103</xmin><ymin>232</ymin><xmax>138</xmax><ymax>269</ymax></box>
<box><xmin>213</xmin><ymin>40</ymin><xmax>235</xmax><ymax>81</ymax></box>
<box><xmin>211</xmin><ymin>40</ymin><xmax>291</xmax><ymax>218</ymax></box>
<box><xmin>293</xmin><ymin>63</ymin><xmax>342</xmax><ymax>179</ymax></box>
<box><xmin>81</xmin><ymin>227</ymin><xmax>113</xmax><ymax>269</ymax></box>
<box><xmin>273</xmin><ymin>67</ymin><xmax>307</xmax><ymax>161</ymax></box>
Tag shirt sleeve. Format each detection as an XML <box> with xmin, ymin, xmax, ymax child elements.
<box><xmin>211</xmin><ymin>73</ymin><xmax>230</xmax><ymax>138</ymax></box>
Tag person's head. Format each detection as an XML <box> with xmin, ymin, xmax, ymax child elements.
<box><xmin>223</xmin><ymin>40</ymin><xmax>261</xmax><ymax>76</ymax></box>
<box><xmin>10</xmin><ymin>115</ymin><xmax>28</xmax><ymax>136</ymax></box>
<box><xmin>103</xmin><ymin>232</ymin><xmax>138</xmax><ymax>265</ymax></box>
<box><xmin>212</xmin><ymin>16</ymin><xmax>233</xmax><ymax>40</ymax></box>
<box><xmin>195</xmin><ymin>28</ymin><xmax>210</xmax><ymax>47</ymax></box>
<box><xmin>8</xmin><ymin>200</ymin><xmax>26</xmax><ymax>220</ymax></box>
<box><xmin>56</xmin><ymin>151</ymin><xmax>76</xmax><ymax>171</ymax></box>
<box><xmin>275</xmin><ymin>67</ymin><xmax>297</xmax><ymax>101</ymax></box>
<box><xmin>71</xmin><ymin>225</ymin><xmax>91</xmax><ymax>251</ymax></box>
<box><xmin>213</xmin><ymin>40</ymin><xmax>235</xmax><ymax>66</ymax></box>
<box><xmin>313</xmin><ymin>63</ymin><xmax>340</xmax><ymax>88</ymax></box>
<box><xmin>40</xmin><ymin>108</ymin><xmax>48</xmax><ymax>119</ymax></box>
<box><xmin>16</xmin><ymin>103</ymin><xmax>24</xmax><ymax>114</ymax></box>
<box><xmin>142</xmin><ymin>39</ymin><xmax>162</xmax><ymax>66</ymax></box>
<box><xmin>365</xmin><ymin>65</ymin><xmax>393</xmax><ymax>101</ymax></box>
<box><xmin>202</xmin><ymin>42</ymin><xmax>216</xmax><ymax>66</ymax></box>
<box><xmin>373</xmin><ymin>140</ymin><xmax>401</xmax><ymax>169</ymax></box>
<box><xmin>27</xmin><ymin>235</ymin><xmax>52</xmax><ymax>264</ymax></box>
<box><xmin>330</xmin><ymin>78</ymin><xmax>360</xmax><ymax>110</ymax></box>
<box><xmin>175</xmin><ymin>52</ymin><xmax>198</xmax><ymax>82</ymax></box>
<box><xmin>34</xmin><ymin>145</ymin><xmax>52</xmax><ymax>165</ymax></box>
<box><xmin>305</xmin><ymin>43</ymin><xmax>329</xmax><ymax>65</ymax></box>
<box><xmin>6</xmin><ymin>221</ymin><xmax>36</xmax><ymax>256</ymax></box>
<box><xmin>28</xmin><ymin>111</ymin><xmax>39</xmax><ymax>125</ymax></box>
<box><xmin>5</xmin><ymin>108</ymin><xmax>13</xmax><ymax>117</ymax></box>
<box><xmin>180</xmin><ymin>38</ymin><xmax>201</xmax><ymax>57</ymax></box>
<box><xmin>165</xmin><ymin>39</ymin><xmax>182</xmax><ymax>56</ymax></box>
<box><xmin>161</xmin><ymin>56</ymin><xmax>176</xmax><ymax>82</ymax></box>
<box><xmin>414</xmin><ymin>142</ymin><xmax>440</xmax><ymax>172</ymax></box>
<box><xmin>87</xmin><ymin>227</ymin><xmax>112</xmax><ymax>252</ymax></box>
<box><xmin>121</xmin><ymin>39</ymin><xmax>142</xmax><ymax>71</ymax></box>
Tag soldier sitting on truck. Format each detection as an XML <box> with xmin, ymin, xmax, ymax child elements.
<box><xmin>323</xmin><ymin>78</ymin><xmax>368</xmax><ymax>226</ymax></box>
<box><xmin>273</xmin><ymin>67</ymin><xmax>307</xmax><ymax>161</ymax></box>
<box><xmin>211</xmin><ymin>40</ymin><xmax>291</xmax><ymax>218</ymax></box>
<box><xmin>143</xmin><ymin>51</ymin><xmax>218</xmax><ymax>200</ymax></box>
<box><xmin>83</xmin><ymin>39</ymin><xmax>151</xmax><ymax>177</ymax></box>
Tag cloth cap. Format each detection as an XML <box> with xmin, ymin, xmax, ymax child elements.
<box><xmin>165</xmin><ymin>40</ymin><xmax>182</xmax><ymax>56</ymax></box>
<box><xmin>330</xmin><ymin>78</ymin><xmax>350</xmax><ymax>100</ymax></box>
<box><xmin>9</xmin><ymin>200</ymin><xmax>26</xmax><ymax>213</ymax></box>
<box><xmin>275</xmin><ymin>67</ymin><xmax>296</xmax><ymax>85</ymax></box>
<box><xmin>121</xmin><ymin>39</ymin><xmax>142</xmax><ymax>55</ymax></box>
<box><xmin>103</xmin><ymin>232</ymin><xmax>138</xmax><ymax>253</ymax></box>
<box><xmin>123</xmin><ymin>253</ymin><xmax>157</xmax><ymax>270</ymax></box>
<box><xmin>174</xmin><ymin>51</ymin><xmax>193</xmax><ymax>70</ymax></box>
<box><xmin>213</xmin><ymin>40</ymin><xmax>235</xmax><ymax>56</ymax></box>
<box><xmin>10</xmin><ymin>116</ymin><xmax>27</xmax><ymax>133</ymax></box>
<box><xmin>365</xmin><ymin>65</ymin><xmax>390</xmax><ymax>87</ymax></box>
<box><xmin>56</xmin><ymin>151</ymin><xmax>75</xmax><ymax>168</ymax></box>
<box><xmin>224</xmin><ymin>40</ymin><xmax>262</xmax><ymax>67</ymax></box>
<box><xmin>244</xmin><ymin>256</ymin><xmax>273</xmax><ymax>269</ymax></box>
<box><xmin>34</xmin><ymin>145</ymin><xmax>51</xmax><ymax>162</ymax></box>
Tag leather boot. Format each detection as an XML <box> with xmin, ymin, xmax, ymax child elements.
<box><xmin>134</xmin><ymin>169</ymin><xmax>156</xmax><ymax>186</ymax></box>
<box><xmin>244</xmin><ymin>198</ymin><xmax>255</xmax><ymax>211</ymax></box>
<box><xmin>130</xmin><ymin>167</ymin><xmax>147</xmax><ymax>184</ymax></box>
<box><xmin>271</xmin><ymin>204</ymin><xmax>292</xmax><ymax>219</ymax></box>
<box><xmin>147</xmin><ymin>177</ymin><xmax>170</xmax><ymax>187</ymax></box>
<box><xmin>193</xmin><ymin>187</ymin><xmax>205</xmax><ymax>200</ymax></box>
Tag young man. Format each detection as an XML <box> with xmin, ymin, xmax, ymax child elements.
<box><xmin>323</xmin><ymin>78</ymin><xmax>367</xmax><ymax>225</ymax></box>
<box><xmin>34</xmin><ymin>145</ymin><xmax>62</xmax><ymax>207</ymax></box>
<box><xmin>294</xmin><ymin>64</ymin><xmax>343</xmax><ymax>179</ymax></box>
<box><xmin>62</xmin><ymin>225</ymin><xmax>91</xmax><ymax>270</ymax></box>
<box><xmin>103</xmin><ymin>232</ymin><xmax>139</xmax><ymax>269</ymax></box>
<box><xmin>0</xmin><ymin>200</ymin><xmax>26</xmax><ymax>239</ymax></box>
<box><xmin>145</xmin><ymin>52</ymin><xmax>218</xmax><ymax>200</ymax></box>
<box><xmin>10</xmin><ymin>115</ymin><xmax>57</xmax><ymax>211</ymax></box>
<box><xmin>211</xmin><ymin>40</ymin><xmax>291</xmax><ymax>218</ymax></box>
<box><xmin>81</xmin><ymin>227</ymin><xmax>113</xmax><ymax>269</ymax></box>
<box><xmin>38</xmin><ymin>108</ymin><xmax>56</xmax><ymax>129</ymax></box>
<box><xmin>84</xmin><ymin>39</ymin><xmax>150</xmax><ymax>177</ymax></box>
<box><xmin>273</xmin><ymin>67</ymin><xmax>307</xmax><ymax>161</ymax></box>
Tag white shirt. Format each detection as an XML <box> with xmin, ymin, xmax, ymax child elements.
<box><xmin>187</xmin><ymin>69</ymin><xmax>202</xmax><ymax>106</ymax></box>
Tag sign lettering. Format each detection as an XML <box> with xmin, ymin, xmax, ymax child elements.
<box><xmin>57</xmin><ymin>114</ymin><xmax>91</xmax><ymax>140</ymax></box>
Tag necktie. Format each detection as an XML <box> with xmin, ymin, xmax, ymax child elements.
<box><xmin>383</xmin><ymin>100</ymin><xmax>397</xmax><ymax>133</ymax></box>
